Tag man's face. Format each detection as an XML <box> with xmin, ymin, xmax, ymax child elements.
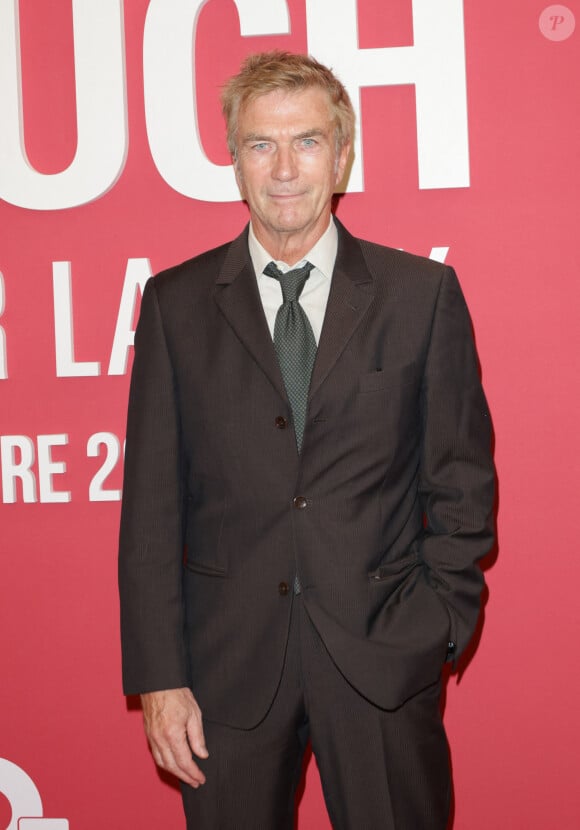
<box><xmin>234</xmin><ymin>86</ymin><xmax>350</xmax><ymax>256</ymax></box>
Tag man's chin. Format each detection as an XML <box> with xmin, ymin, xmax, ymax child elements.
<box><xmin>270</xmin><ymin>223</ymin><xmax>306</xmax><ymax>235</ymax></box>
<box><xmin>260</xmin><ymin>216</ymin><xmax>308</xmax><ymax>236</ymax></box>
<box><xmin>252</xmin><ymin>208</ymin><xmax>327</xmax><ymax>242</ymax></box>
<box><xmin>270</xmin><ymin>210</ymin><xmax>317</xmax><ymax>234</ymax></box>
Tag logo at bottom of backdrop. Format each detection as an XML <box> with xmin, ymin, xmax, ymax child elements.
<box><xmin>0</xmin><ymin>759</ymin><xmax>69</xmax><ymax>830</ymax></box>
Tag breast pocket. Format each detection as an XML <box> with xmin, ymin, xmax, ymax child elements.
<box><xmin>355</xmin><ymin>361</ymin><xmax>421</xmax><ymax>451</ymax></box>
<box><xmin>358</xmin><ymin>361</ymin><xmax>418</xmax><ymax>393</ymax></box>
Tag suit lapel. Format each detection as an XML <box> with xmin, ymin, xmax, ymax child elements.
<box><xmin>212</xmin><ymin>221</ymin><xmax>375</xmax><ymax>405</ymax></box>
<box><xmin>309</xmin><ymin>220</ymin><xmax>374</xmax><ymax>399</ymax></box>
<box><xmin>213</xmin><ymin>227</ymin><xmax>288</xmax><ymax>403</ymax></box>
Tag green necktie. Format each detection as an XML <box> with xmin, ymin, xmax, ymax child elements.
<box><xmin>263</xmin><ymin>261</ymin><xmax>317</xmax><ymax>452</ymax></box>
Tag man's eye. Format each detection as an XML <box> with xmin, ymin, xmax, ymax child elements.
<box><xmin>252</xmin><ymin>142</ymin><xmax>270</xmax><ymax>151</ymax></box>
<box><xmin>301</xmin><ymin>138</ymin><xmax>317</xmax><ymax>148</ymax></box>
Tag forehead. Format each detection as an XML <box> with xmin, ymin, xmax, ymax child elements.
<box><xmin>237</xmin><ymin>86</ymin><xmax>334</xmax><ymax>135</ymax></box>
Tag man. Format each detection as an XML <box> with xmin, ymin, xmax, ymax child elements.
<box><xmin>119</xmin><ymin>51</ymin><xmax>494</xmax><ymax>829</ymax></box>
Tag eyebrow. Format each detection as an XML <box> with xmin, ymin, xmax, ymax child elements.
<box><xmin>242</xmin><ymin>128</ymin><xmax>328</xmax><ymax>144</ymax></box>
<box><xmin>242</xmin><ymin>133</ymin><xmax>271</xmax><ymax>143</ymax></box>
<box><xmin>294</xmin><ymin>129</ymin><xmax>326</xmax><ymax>140</ymax></box>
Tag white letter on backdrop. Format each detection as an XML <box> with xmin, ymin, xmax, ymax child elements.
<box><xmin>306</xmin><ymin>0</ymin><xmax>470</xmax><ymax>190</ymax></box>
<box><xmin>108</xmin><ymin>258</ymin><xmax>151</xmax><ymax>375</ymax></box>
<box><xmin>37</xmin><ymin>434</ymin><xmax>71</xmax><ymax>503</ymax></box>
<box><xmin>52</xmin><ymin>262</ymin><xmax>100</xmax><ymax>377</ymax></box>
<box><xmin>429</xmin><ymin>247</ymin><xmax>449</xmax><ymax>263</ymax></box>
<box><xmin>144</xmin><ymin>0</ymin><xmax>290</xmax><ymax>202</ymax></box>
<box><xmin>1</xmin><ymin>436</ymin><xmax>36</xmax><ymax>503</ymax></box>
<box><xmin>0</xmin><ymin>271</ymin><xmax>7</xmax><ymax>378</ymax></box>
<box><xmin>0</xmin><ymin>0</ymin><xmax>127</xmax><ymax>209</ymax></box>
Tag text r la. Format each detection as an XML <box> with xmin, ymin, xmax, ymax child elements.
<box><xmin>52</xmin><ymin>257</ymin><xmax>151</xmax><ymax>378</ymax></box>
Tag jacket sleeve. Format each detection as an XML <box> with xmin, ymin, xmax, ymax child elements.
<box><xmin>418</xmin><ymin>266</ymin><xmax>495</xmax><ymax>663</ymax></box>
<box><xmin>118</xmin><ymin>276</ymin><xmax>190</xmax><ymax>695</ymax></box>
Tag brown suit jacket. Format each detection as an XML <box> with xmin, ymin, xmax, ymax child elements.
<box><xmin>119</xmin><ymin>219</ymin><xmax>495</xmax><ymax>726</ymax></box>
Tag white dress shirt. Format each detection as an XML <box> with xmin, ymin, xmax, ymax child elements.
<box><xmin>248</xmin><ymin>219</ymin><xmax>338</xmax><ymax>344</ymax></box>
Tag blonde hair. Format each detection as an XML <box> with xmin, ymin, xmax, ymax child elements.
<box><xmin>221</xmin><ymin>51</ymin><xmax>355</xmax><ymax>159</ymax></box>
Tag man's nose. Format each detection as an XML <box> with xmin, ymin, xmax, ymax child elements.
<box><xmin>272</xmin><ymin>146</ymin><xmax>298</xmax><ymax>181</ymax></box>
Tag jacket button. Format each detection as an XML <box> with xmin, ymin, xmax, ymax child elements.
<box><xmin>275</xmin><ymin>416</ymin><xmax>287</xmax><ymax>429</ymax></box>
<box><xmin>278</xmin><ymin>581</ymin><xmax>289</xmax><ymax>596</ymax></box>
<box><xmin>293</xmin><ymin>496</ymin><xmax>307</xmax><ymax>509</ymax></box>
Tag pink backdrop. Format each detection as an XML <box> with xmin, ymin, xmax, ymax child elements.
<box><xmin>1</xmin><ymin>1</ymin><xmax>579</xmax><ymax>827</ymax></box>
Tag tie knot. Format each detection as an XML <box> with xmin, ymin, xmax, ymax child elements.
<box><xmin>264</xmin><ymin>261</ymin><xmax>314</xmax><ymax>303</ymax></box>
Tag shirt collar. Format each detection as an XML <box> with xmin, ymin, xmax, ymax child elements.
<box><xmin>248</xmin><ymin>218</ymin><xmax>338</xmax><ymax>279</ymax></box>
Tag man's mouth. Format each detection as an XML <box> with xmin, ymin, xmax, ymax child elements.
<box><xmin>269</xmin><ymin>192</ymin><xmax>304</xmax><ymax>200</ymax></box>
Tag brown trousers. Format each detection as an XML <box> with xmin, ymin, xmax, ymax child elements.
<box><xmin>181</xmin><ymin>596</ymin><xmax>451</xmax><ymax>829</ymax></box>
